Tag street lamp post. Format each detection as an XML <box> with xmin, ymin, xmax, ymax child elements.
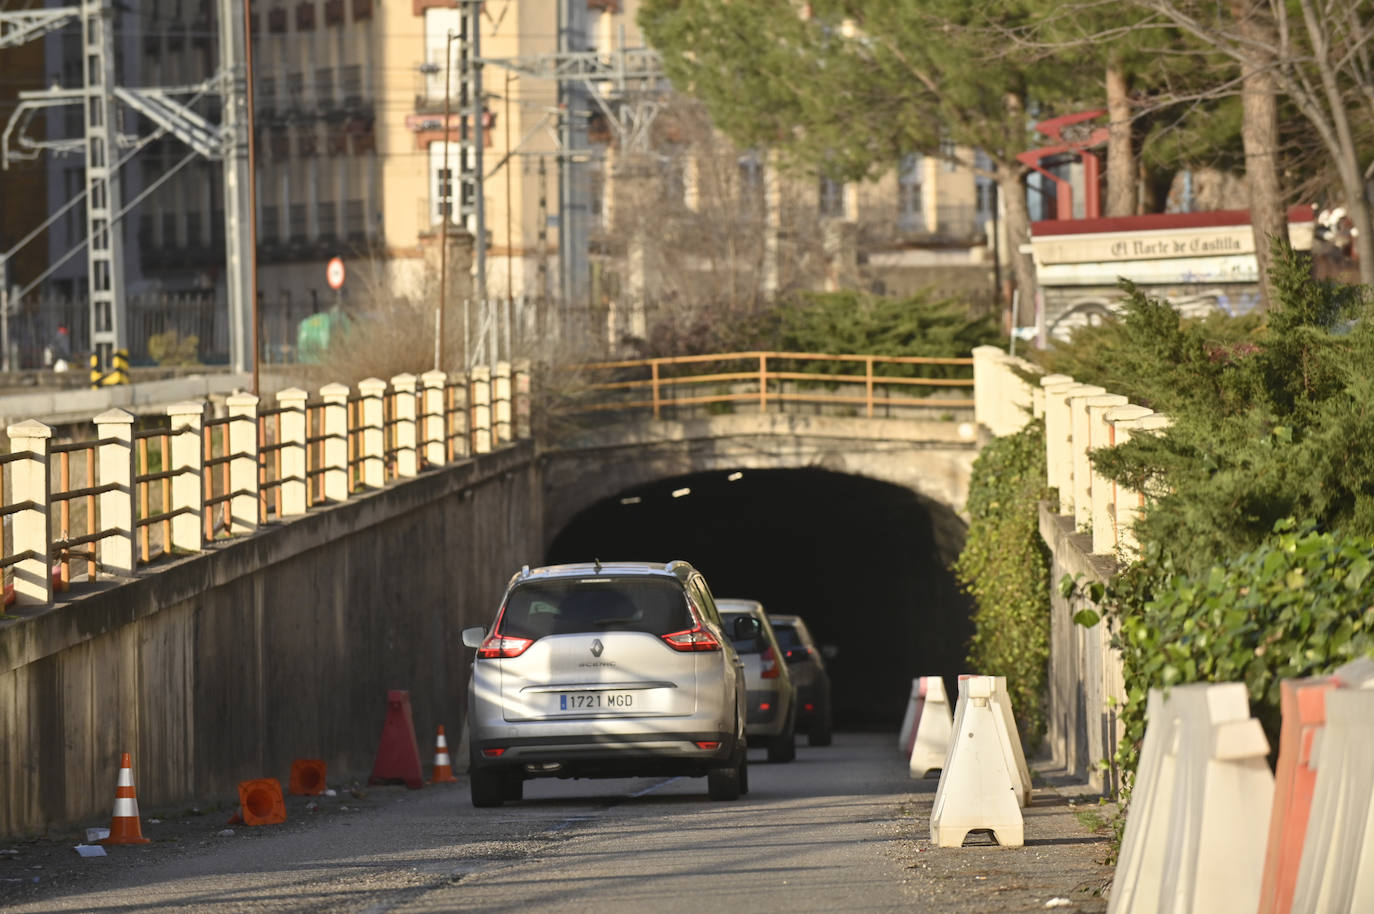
<box><xmin>436</xmin><ymin>28</ymin><xmax>455</xmax><ymax>372</ymax></box>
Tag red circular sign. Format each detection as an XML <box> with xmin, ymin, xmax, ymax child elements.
<box><xmin>326</xmin><ymin>257</ymin><xmax>346</xmax><ymax>290</ymax></box>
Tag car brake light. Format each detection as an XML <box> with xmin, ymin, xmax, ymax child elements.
<box><xmin>482</xmin><ymin>748</ymin><xmax>506</xmax><ymax>758</ymax></box>
<box><xmin>476</xmin><ymin>633</ymin><xmax>534</xmax><ymax>659</ymax></box>
<box><xmin>804</xmin><ymin>703</ymin><xmax>815</xmax><ymax>713</ymax></box>
<box><xmin>694</xmin><ymin>741</ymin><xmax>721</xmax><ymax>750</ymax></box>
<box><xmin>661</xmin><ymin>624</ymin><xmax>721</xmax><ymax>652</ymax></box>
<box><xmin>759</xmin><ymin>702</ymin><xmax>772</xmax><ymax>711</ymax></box>
<box><xmin>761</xmin><ymin>646</ymin><xmax>780</xmax><ymax>679</ymax></box>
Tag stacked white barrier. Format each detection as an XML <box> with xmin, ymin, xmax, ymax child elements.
<box><xmin>908</xmin><ymin>676</ymin><xmax>953</xmax><ymax>779</ymax></box>
<box><xmin>929</xmin><ymin>676</ymin><xmax>1025</xmax><ymax>847</ymax></box>
<box><xmin>1108</xmin><ymin>683</ymin><xmax>1274</xmax><ymax>914</ymax></box>
<box><xmin>987</xmin><ymin>675</ymin><xmax>1033</xmax><ymax>806</ymax></box>
<box><xmin>1289</xmin><ymin>657</ymin><xmax>1374</xmax><ymax>913</ymax></box>
<box><xmin>897</xmin><ymin>678</ymin><xmax>920</xmax><ymax>754</ymax></box>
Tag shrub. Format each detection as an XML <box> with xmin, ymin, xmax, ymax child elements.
<box><xmin>954</xmin><ymin>419</ymin><xmax>1051</xmax><ymax>753</ymax></box>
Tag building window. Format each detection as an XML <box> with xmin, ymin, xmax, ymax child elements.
<box><xmin>898</xmin><ymin>154</ymin><xmax>923</xmax><ymax>232</ymax></box>
<box><xmin>939</xmin><ymin>136</ymin><xmax>957</xmax><ymax>171</ymax></box>
<box><xmin>818</xmin><ymin>176</ymin><xmax>845</xmax><ymax>218</ymax></box>
<box><xmin>738</xmin><ymin>154</ymin><xmax>764</xmax><ymax>209</ymax></box>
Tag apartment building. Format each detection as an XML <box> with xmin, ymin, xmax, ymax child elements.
<box><xmin>4</xmin><ymin>0</ymin><xmax>997</xmax><ymax>366</ymax></box>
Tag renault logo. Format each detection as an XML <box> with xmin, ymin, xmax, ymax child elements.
<box><xmin>590</xmin><ymin>639</ymin><xmax>604</xmax><ymax>657</ymax></box>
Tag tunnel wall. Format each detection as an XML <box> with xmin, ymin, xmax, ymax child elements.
<box><xmin>0</xmin><ymin>443</ymin><xmax>542</xmax><ymax>838</ymax></box>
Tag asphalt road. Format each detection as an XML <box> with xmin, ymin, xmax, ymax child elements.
<box><xmin>0</xmin><ymin>733</ymin><xmax>1114</xmax><ymax>913</ymax></box>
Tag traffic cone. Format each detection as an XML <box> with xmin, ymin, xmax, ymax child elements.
<box><xmin>289</xmin><ymin>759</ymin><xmax>328</xmax><ymax>796</ymax></box>
<box><xmin>233</xmin><ymin>778</ymin><xmax>287</xmax><ymax>826</ymax></box>
<box><xmin>431</xmin><ymin>725</ymin><xmax>458</xmax><ymax>783</ymax></box>
<box><xmin>100</xmin><ymin>753</ymin><xmax>150</xmax><ymax>845</ymax></box>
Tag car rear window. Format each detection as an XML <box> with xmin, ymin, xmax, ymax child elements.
<box><xmin>499</xmin><ymin>577</ymin><xmax>692</xmax><ymax>639</ymax></box>
<box><xmin>771</xmin><ymin>624</ymin><xmax>803</xmax><ymax>649</ymax></box>
<box><xmin>721</xmin><ymin>611</ymin><xmax>761</xmax><ymax>654</ymax></box>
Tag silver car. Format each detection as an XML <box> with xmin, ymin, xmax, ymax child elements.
<box><xmin>718</xmin><ymin>599</ymin><xmax>797</xmax><ymax>763</ymax></box>
<box><xmin>461</xmin><ymin>560</ymin><xmax>754</xmax><ymax>807</ymax></box>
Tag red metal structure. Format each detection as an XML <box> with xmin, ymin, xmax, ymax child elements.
<box><xmin>1016</xmin><ymin>110</ymin><xmax>1110</xmax><ymax>221</ymax></box>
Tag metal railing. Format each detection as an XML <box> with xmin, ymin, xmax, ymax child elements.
<box><xmin>568</xmin><ymin>351</ymin><xmax>975</xmax><ymax>420</ymax></box>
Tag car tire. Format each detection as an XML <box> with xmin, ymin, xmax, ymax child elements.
<box><xmin>502</xmin><ymin>773</ymin><xmax>524</xmax><ymax>802</ymax></box>
<box><xmin>707</xmin><ymin>748</ymin><xmax>744</xmax><ymax>801</ymax></box>
<box><xmin>740</xmin><ymin>754</ymin><xmax>750</xmax><ymax>795</ymax></box>
<box><xmin>470</xmin><ymin>767</ymin><xmax>505</xmax><ymax>808</ymax></box>
<box><xmin>767</xmin><ymin>725</ymin><xmax>796</xmax><ymax>763</ymax></box>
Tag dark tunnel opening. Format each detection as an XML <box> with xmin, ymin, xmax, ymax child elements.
<box><xmin>544</xmin><ymin>468</ymin><xmax>974</xmax><ymax>731</ymax></box>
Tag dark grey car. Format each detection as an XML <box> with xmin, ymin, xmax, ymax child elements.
<box><xmin>767</xmin><ymin>614</ymin><xmax>833</xmax><ymax>746</ymax></box>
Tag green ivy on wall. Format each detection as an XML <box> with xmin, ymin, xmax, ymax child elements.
<box><xmin>954</xmin><ymin>419</ymin><xmax>1052</xmax><ymax>754</ymax></box>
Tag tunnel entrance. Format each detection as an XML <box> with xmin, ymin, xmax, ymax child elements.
<box><xmin>545</xmin><ymin>468</ymin><xmax>973</xmax><ymax>731</ymax></box>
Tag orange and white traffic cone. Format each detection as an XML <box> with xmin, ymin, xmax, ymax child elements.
<box><xmin>431</xmin><ymin>725</ymin><xmax>458</xmax><ymax>783</ymax></box>
<box><xmin>100</xmin><ymin>753</ymin><xmax>150</xmax><ymax>845</ymax></box>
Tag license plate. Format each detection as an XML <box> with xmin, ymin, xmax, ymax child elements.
<box><xmin>557</xmin><ymin>691</ymin><xmax>637</xmax><ymax>711</ymax></box>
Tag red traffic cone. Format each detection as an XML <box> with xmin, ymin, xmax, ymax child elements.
<box><xmin>431</xmin><ymin>725</ymin><xmax>458</xmax><ymax>783</ymax></box>
<box><xmin>100</xmin><ymin>753</ymin><xmax>150</xmax><ymax>845</ymax></box>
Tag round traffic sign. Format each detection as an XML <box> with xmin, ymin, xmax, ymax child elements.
<box><xmin>326</xmin><ymin>256</ymin><xmax>346</xmax><ymax>290</ymax></box>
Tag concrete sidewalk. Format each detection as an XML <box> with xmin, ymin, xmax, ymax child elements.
<box><xmin>885</xmin><ymin>759</ymin><xmax>1118</xmax><ymax>912</ymax></box>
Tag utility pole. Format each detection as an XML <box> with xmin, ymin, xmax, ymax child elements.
<box><xmin>438</xmin><ymin>28</ymin><xmax>454</xmax><ymax>372</ymax></box>
<box><xmin>470</xmin><ymin>0</ymin><xmax>490</xmax><ymax>365</ymax></box>
<box><xmin>80</xmin><ymin>0</ymin><xmax>127</xmax><ymax>376</ymax></box>
<box><xmin>226</xmin><ymin>0</ymin><xmax>258</xmax><ymax>384</ymax></box>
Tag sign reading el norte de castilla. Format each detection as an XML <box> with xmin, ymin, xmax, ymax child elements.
<box><xmin>1037</xmin><ymin>227</ymin><xmax>1253</xmax><ymax>265</ymax></box>
<box><xmin>1029</xmin><ymin>207</ymin><xmax>1316</xmax><ymax>289</ymax></box>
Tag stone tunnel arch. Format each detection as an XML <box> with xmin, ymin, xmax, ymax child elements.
<box><xmin>543</xmin><ymin>466</ymin><xmax>974</xmax><ymax>731</ymax></box>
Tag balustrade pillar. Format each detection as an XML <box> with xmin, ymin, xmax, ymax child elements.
<box><xmin>225</xmin><ymin>394</ymin><xmax>260</xmax><ymax>532</ymax></box>
<box><xmin>95</xmin><ymin>409</ymin><xmax>136</xmax><ymax>575</ymax></box>
<box><xmin>391</xmin><ymin>373</ymin><xmax>418</xmax><ymax>477</ymax></box>
<box><xmin>320</xmin><ymin>383</ymin><xmax>350</xmax><ymax>501</ymax></box>
<box><xmin>420</xmin><ymin>370</ymin><xmax>447</xmax><ymax>467</ymax></box>
<box><xmin>6</xmin><ymin>419</ymin><xmax>52</xmax><ymax>604</ymax></box>
<box><xmin>277</xmin><ymin>388</ymin><xmax>308</xmax><ymax>516</ymax></box>
<box><xmin>513</xmin><ymin>359</ymin><xmax>532</xmax><ymax>439</ymax></box>
<box><xmin>1064</xmin><ymin>385</ymin><xmax>1106</xmax><ymax>524</ymax></box>
<box><xmin>493</xmin><ymin>361</ymin><xmax>512</xmax><ymax>445</ymax></box>
<box><xmin>1041</xmin><ymin>376</ymin><xmax>1077</xmax><ymax>508</ymax></box>
<box><xmin>358</xmin><ymin>377</ymin><xmax>387</xmax><ymax>487</ymax></box>
<box><xmin>1086</xmin><ymin>394</ymin><xmax>1129</xmax><ymax>554</ymax></box>
<box><xmin>971</xmin><ymin>345</ymin><xmax>1000</xmax><ymax>434</ymax></box>
<box><xmin>166</xmin><ymin>402</ymin><xmax>204</xmax><ymax>553</ymax></box>
<box><xmin>1109</xmin><ymin>411</ymin><xmax>1172</xmax><ymax>560</ymax></box>
<box><xmin>470</xmin><ymin>365</ymin><xmax>492</xmax><ymax>455</ymax></box>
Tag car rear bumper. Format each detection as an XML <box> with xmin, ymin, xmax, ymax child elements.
<box><xmin>470</xmin><ymin>730</ymin><xmax>739</xmax><ymax>779</ymax></box>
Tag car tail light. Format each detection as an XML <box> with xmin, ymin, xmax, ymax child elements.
<box><xmin>481</xmin><ymin>748</ymin><xmax>506</xmax><ymax>758</ymax></box>
<box><xmin>759</xmin><ymin>701</ymin><xmax>772</xmax><ymax>712</ymax></box>
<box><xmin>476</xmin><ymin>633</ymin><xmax>534</xmax><ymax>659</ymax></box>
<box><xmin>662</xmin><ymin>624</ymin><xmax>721</xmax><ymax>652</ymax></box>
<box><xmin>694</xmin><ymin>741</ymin><xmax>721</xmax><ymax>751</ymax></box>
<box><xmin>804</xmin><ymin>702</ymin><xmax>815</xmax><ymax>713</ymax></box>
<box><xmin>761</xmin><ymin>645</ymin><xmax>780</xmax><ymax>679</ymax></box>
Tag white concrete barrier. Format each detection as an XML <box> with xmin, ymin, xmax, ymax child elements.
<box><xmin>897</xmin><ymin>678</ymin><xmax>920</xmax><ymax>755</ymax></box>
<box><xmin>929</xmin><ymin>676</ymin><xmax>1024</xmax><ymax>847</ymax></box>
<box><xmin>908</xmin><ymin>676</ymin><xmax>953</xmax><ymax>779</ymax></box>
<box><xmin>1108</xmin><ymin>683</ymin><xmax>1273</xmax><ymax>914</ymax></box>
<box><xmin>986</xmin><ymin>675</ymin><xmax>1033</xmax><ymax>807</ymax></box>
<box><xmin>1289</xmin><ymin>657</ymin><xmax>1374</xmax><ymax>914</ymax></box>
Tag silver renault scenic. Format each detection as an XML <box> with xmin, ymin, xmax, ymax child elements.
<box><xmin>461</xmin><ymin>560</ymin><xmax>754</xmax><ymax>807</ymax></box>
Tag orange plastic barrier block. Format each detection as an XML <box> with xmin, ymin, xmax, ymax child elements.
<box><xmin>1258</xmin><ymin>677</ymin><xmax>1333</xmax><ymax>914</ymax></box>
<box><xmin>289</xmin><ymin>759</ymin><xmax>327</xmax><ymax>796</ymax></box>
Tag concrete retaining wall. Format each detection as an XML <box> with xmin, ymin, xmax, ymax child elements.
<box><xmin>1041</xmin><ymin>504</ymin><xmax>1125</xmax><ymax>795</ymax></box>
<box><xmin>0</xmin><ymin>443</ymin><xmax>542</xmax><ymax>838</ymax></box>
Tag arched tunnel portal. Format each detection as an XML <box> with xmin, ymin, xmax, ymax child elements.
<box><xmin>544</xmin><ymin>467</ymin><xmax>973</xmax><ymax>731</ymax></box>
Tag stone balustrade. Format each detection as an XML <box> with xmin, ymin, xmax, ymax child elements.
<box><xmin>0</xmin><ymin>364</ymin><xmax>531</xmax><ymax>608</ymax></box>
<box><xmin>973</xmin><ymin>345</ymin><xmax>1166</xmax><ymax>562</ymax></box>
